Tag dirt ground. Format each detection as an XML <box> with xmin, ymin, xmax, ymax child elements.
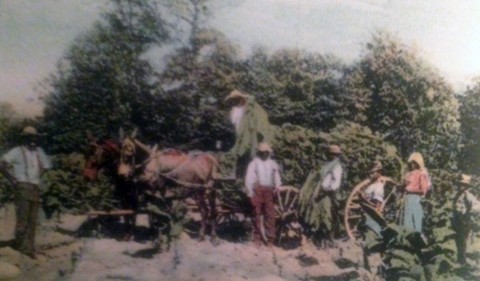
<box><xmin>0</xmin><ymin>205</ymin><xmax>378</xmax><ymax>281</ymax></box>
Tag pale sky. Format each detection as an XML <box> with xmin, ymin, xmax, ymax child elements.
<box><xmin>1</xmin><ymin>0</ymin><xmax>480</xmax><ymax>117</ymax></box>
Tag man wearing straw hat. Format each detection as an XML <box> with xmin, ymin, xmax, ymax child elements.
<box><xmin>311</xmin><ymin>144</ymin><xmax>344</xmax><ymax>248</ymax></box>
<box><xmin>402</xmin><ymin>152</ymin><xmax>430</xmax><ymax>233</ymax></box>
<box><xmin>245</xmin><ymin>142</ymin><xmax>282</xmax><ymax>247</ymax></box>
<box><xmin>0</xmin><ymin>126</ymin><xmax>51</xmax><ymax>258</ymax></box>
<box><xmin>225</xmin><ymin>89</ymin><xmax>275</xmax><ymax>178</ymax></box>
<box><xmin>452</xmin><ymin>174</ymin><xmax>480</xmax><ymax>264</ymax></box>
<box><xmin>363</xmin><ymin>161</ymin><xmax>386</xmax><ymax>237</ymax></box>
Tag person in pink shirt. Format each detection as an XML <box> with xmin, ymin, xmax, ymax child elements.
<box><xmin>402</xmin><ymin>152</ymin><xmax>430</xmax><ymax>232</ymax></box>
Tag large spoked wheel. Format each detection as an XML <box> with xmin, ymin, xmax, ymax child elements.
<box><xmin>274</xmin><ymin>185</ymin><xmax>302</xmax><ymax>247</ymax></box>
<box><xmin>344</xmin><ymin>178</ymin><xmax>399</xmax><ymax>242</ymax></box>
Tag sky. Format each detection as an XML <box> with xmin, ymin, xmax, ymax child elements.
<box><xmin>1</xmin><ymin>0</ymin><xmax>480</xmax><ymax>117</ymax></box>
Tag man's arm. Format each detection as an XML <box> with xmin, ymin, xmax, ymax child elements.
<box><xmin>38</xmin><ymin>148</ymin><xmax>52</xmax><ymax>170</ymax></box>
<box><xmin>244</xmin><ymin>161</ymin><xmax>257</xmax><ymax>198</ymax></box>
<box><xmin>273</xmin><ymin>162</ymin><xmax>282</xmax><ymax>189</ymax></box>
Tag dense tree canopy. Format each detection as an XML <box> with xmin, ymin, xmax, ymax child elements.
<box><xmin>344</xmin><ymin>31</ymin><xmax>461</xmax><ymax>169</ymax></box>
<box><xmin>37</xmin><ymin>1</ymin><xmax>472</xmax><ymax>176</ymax></box>
<box><xmin>41</xmin><ymin>0</ymin><xmax>169</xmax><ymax>152</ymax></box>
<box><xmin>238</xmin><ymin>48</ymin><xmax>348</xmax><ymax>131</ymax></box>
<box><xmin>459</xmin><ymin>77</ymin><xmax>480</xmax><ymax>175</ymax></box>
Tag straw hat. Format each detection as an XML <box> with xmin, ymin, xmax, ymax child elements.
<box><xmin>407</xmin><ymin>152</ymin><xmax>425</xmax><ymax>170</ymax></box>
<box><xmin>22</xmin><ymin>126</ymin><xmax>39</xmax><ymax>136</ymax></box>
<box><xmin>328</xmin><ymin>144</ymin><xmax>342</xmax><ymax>154</ymax></box>
<box><xmin>370</xmin><ymin>161</ymin><xmax>383</xmax><ymax>172</ymax></box>
<box><xmin>225</xmin><ymin>89</ymin><xmax>249</xmax><ymax>101</ymax></box>
<box><xmin>459</xmin><ymin>174</ymin><xmax>472</xmax><ymax>185</ymax></box>
<box><xmin>257</xmin><ymin>142</ymin><xmax>273</xmax><ymax>153</ymax></box>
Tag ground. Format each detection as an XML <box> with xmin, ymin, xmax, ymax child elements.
<box><xmin>0</xmin><ymin>204</ymin><xmax>379</xmax><ymax>281</ymax></box>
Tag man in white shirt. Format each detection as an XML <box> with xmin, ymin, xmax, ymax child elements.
<box><xmin>1</xmin><ymin>126</ymin><xmax>51</xmax><ymax>258</ymax></box>
<box><xmin>245</xmin><ymin>142</ymin><xmax>282</xmax><ymax>247</ymax></box>
<box><xmin>311</xmin><ymin>144</ymin><xmax>343</xmax><ymax>248</ymax></box>
<box><xmin>363</xmin><ymin>161</ymin><xmax>385</xmax><ymax>236</ymax></box>
<box><xmin>452</xmin><ymin>174</ymin><xmax>480</xmax><ymax>264</ymax></box>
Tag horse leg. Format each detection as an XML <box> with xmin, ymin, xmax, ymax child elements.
<box><xmin>207</xmin><ymin>185</ymin><xmax>217</xmax><ymax>242</ymax></box>
<box><xmin>123</xmin><ymin>181</ymin><xmax>138</xmax><ymax>241</ymax></box>
<box><xmin>194</xmin><ymin>191</ymin><xmax>208</xmax><ymax>241</ymax></box>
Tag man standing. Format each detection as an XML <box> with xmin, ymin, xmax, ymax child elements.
<box><xmin>1</xmin><ymin>126</ymin><xmax>51</xmax><ymax>258</ymax></box>
<box><xmin>402</xmin><ymin>152</ymin><xmax>430</xmax><ymax>233</ymax></box>
<box><xmin>452</xmin><ymin>174</ymin><xmax>480</xmax><ymax>264</ymax></box>
<box><xmin>363</xmin><ymin>161</ymin><xmax>386</xmax><ymax>237</ymax></box>
<box><xmin>225</xmin><ymin>89</ymin><xmax>276</xmax><ymax>178</ymax></box>
<box><xmin>245</xmin><ymin>142</ymin><xmax>282</xmax><ymax>247</ymax></box>
<box><xmin>311</xmin><ymin>144</ymin><xmax>344</xmax><ymax>248</ymax></box>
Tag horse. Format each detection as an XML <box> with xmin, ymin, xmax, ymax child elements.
<box><xmin>83</xmin><ymin>138</ymin><xmax>120</xmax><ymax>181</ymax></box>
<box><xmin>133</xmin><ymin>144</ymin><xmax>220</xmax><ymax>242</ymax></box>
<box><xmin>83</xmin><ymin>133</ymin><xmax>142</xmax><ymax>241</ymax></box>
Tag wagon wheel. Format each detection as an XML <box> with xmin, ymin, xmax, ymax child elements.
<box><xmin>274</xmin><ymin>185</ymin><xmax>302</xmax><ymax>247</ymax></box>
<box><xmin>344</xmin><ymin>177</ymin><xmax>399</xmax><ymax>242</ymax></box>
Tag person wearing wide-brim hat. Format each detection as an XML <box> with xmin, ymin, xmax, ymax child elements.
<box><xmin>310</xmin><ymin>144</ymin><xmax>344</xmax><ymax>248</ymax></box>
<box><xmin>452</xmin><ymin>174</ymin><xmax>480</xmax><ymax>264</ymax></box>
<box><xmin>1</xmin><ymin>126</ymin><xmax>51</xmax><ymax>258</ymax></box>
<box><xmin>402</xmin><ymin>152</ymin><xmax>431</xmax><ymax>233</ymax></box>
<box><xmin>225</xmin><ymin>89</ymin><xmax>276</xmax><ymax>180</ymax></box>
<box><xmin>362</xmin><ymin>161</ymin><xmax>386</xmax><ymax>235</ymax></box>
<box><xmin>245</xmin><ymin>142</ymin><xmax>282</xmax><ymax>248</ymax></box>
<box><xmin>225</xmin><ymin>90</ymin><xmax>249</xmax><ymax>133</ymax></box>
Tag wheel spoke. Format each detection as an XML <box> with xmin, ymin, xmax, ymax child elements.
<box><xmin>277</xmin><ymin>191</ymin><xmax>284</xmax><ymax>211</ymax></box>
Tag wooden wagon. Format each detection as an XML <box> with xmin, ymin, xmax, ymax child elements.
<box><xmin>343</xmin><ymin>177</ymin><xmax>401</xmax><ymax>242</ymax></box>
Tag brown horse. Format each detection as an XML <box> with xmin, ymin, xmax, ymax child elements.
<box><xmin>138</xmin><ymin>145</ymin><xmax>220</xmax><ymax>242</ymax></box>
<box><xmin>83</xmin><ymin>138</ymin><xmax>120</xmax><ymax>181</ymax></box>
<box><xmin>83</xmin><ymin>135</ymin><xmax>141</xmax><ymax>240</ymax></box>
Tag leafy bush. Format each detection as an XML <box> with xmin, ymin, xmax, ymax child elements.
<box><xmin>42</xmin><ymin>153</ymin><xmax>117</xmax><ymax>216</ymax></box>
<box><xmin>378</xmin><ymin>169</ymin><xmax>479</xmax><ymax>281</ymax></box>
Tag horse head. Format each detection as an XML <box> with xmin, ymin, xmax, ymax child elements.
<box><xmin>118</xmin><ymin>128</ymin><xmax>152</xmax><ymax>179</ymax></box>
<box><xmin>83</xmin><ymin>132</ymin><xmax>120</xmax><ymax>180</ymax></box>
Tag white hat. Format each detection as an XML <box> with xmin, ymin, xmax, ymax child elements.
<box><xmin>459</xmin><ymin>174</ymin><xmax>472</xmax><ymax>185</ymax></box>
<box><xmin>225</xmin><ymin>89</ymin><xmax>249</xmax><ymax>101</ymax></box>
<box><xmin>257</xmin><ymin>142</ymin><xmax>273</xmax><ymax>152</ymax></box>
<box><xmin>22</xmin><ymin>126</ymin><xmax>38</xmax><ymax>136</ymax></box>
<box><xmin>408</xmin><ymin>152</ymin><xmax>425</xmax><ymax>170</ymax></box>
<box><xmin>328</xmin><ymin>145</ymin><xmax>342</xmax><ymax>154</ymax></box>
<box><xmin>370</xmin><ymin>161</ymin><xmax>383</xmax><ymax>172</ymax></box>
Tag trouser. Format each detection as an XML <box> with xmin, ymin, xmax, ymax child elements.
<box><xmin>14</xmin><ymin>182</ymin><xmax>40</xmax><ymax>256</ymax></box>
<box><xmin>365</xmin><ymin>214</ymin><xmax>382</xmax><ymax>236</ymax></box>
<box><xmin>452</xmin><ymin>213</ymin><xmax>471</xmax><ymax>264</ymax></box>
<box><xmin>403</xmin><ymin>194</ymin><xmax>424</xmax><ymax>232</ymax></box>
<box><xmin>319</xmin><ymin>192</ymin><xmax>339</xmax><ymax>236</ymax></box>
<box><xmin>251</xmin><ymin>185</ymin><xmax>276</xmax><ymax>243</ymax></box>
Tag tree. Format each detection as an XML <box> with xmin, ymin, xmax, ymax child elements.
<box><xmin>41</xmin><ymin>0</ymin><xmax>169</xmax><ymax>152</ymax></box>
<box><xmin>238</xmin><ymin>48</ymin><xmax>347</xmax><ymax>131</ymax></box>
<box><xmin>344</xmin><ymin>31</ymin><xmax>461</xmax><ymax>169</ymax></box>
<box><xmin>458</xmin><ymin>77</ymin><xmax>480</xmax><ymax>175</ymax></box>
<box><xmin>0</xmin><ymin>102</ymin><xmax>23</xmax><ymax>150</ymax></box>
<box><xmin>153</xmin><ymin>0</ymin><xmax>242</xmax><ymax>150</ymax></box>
